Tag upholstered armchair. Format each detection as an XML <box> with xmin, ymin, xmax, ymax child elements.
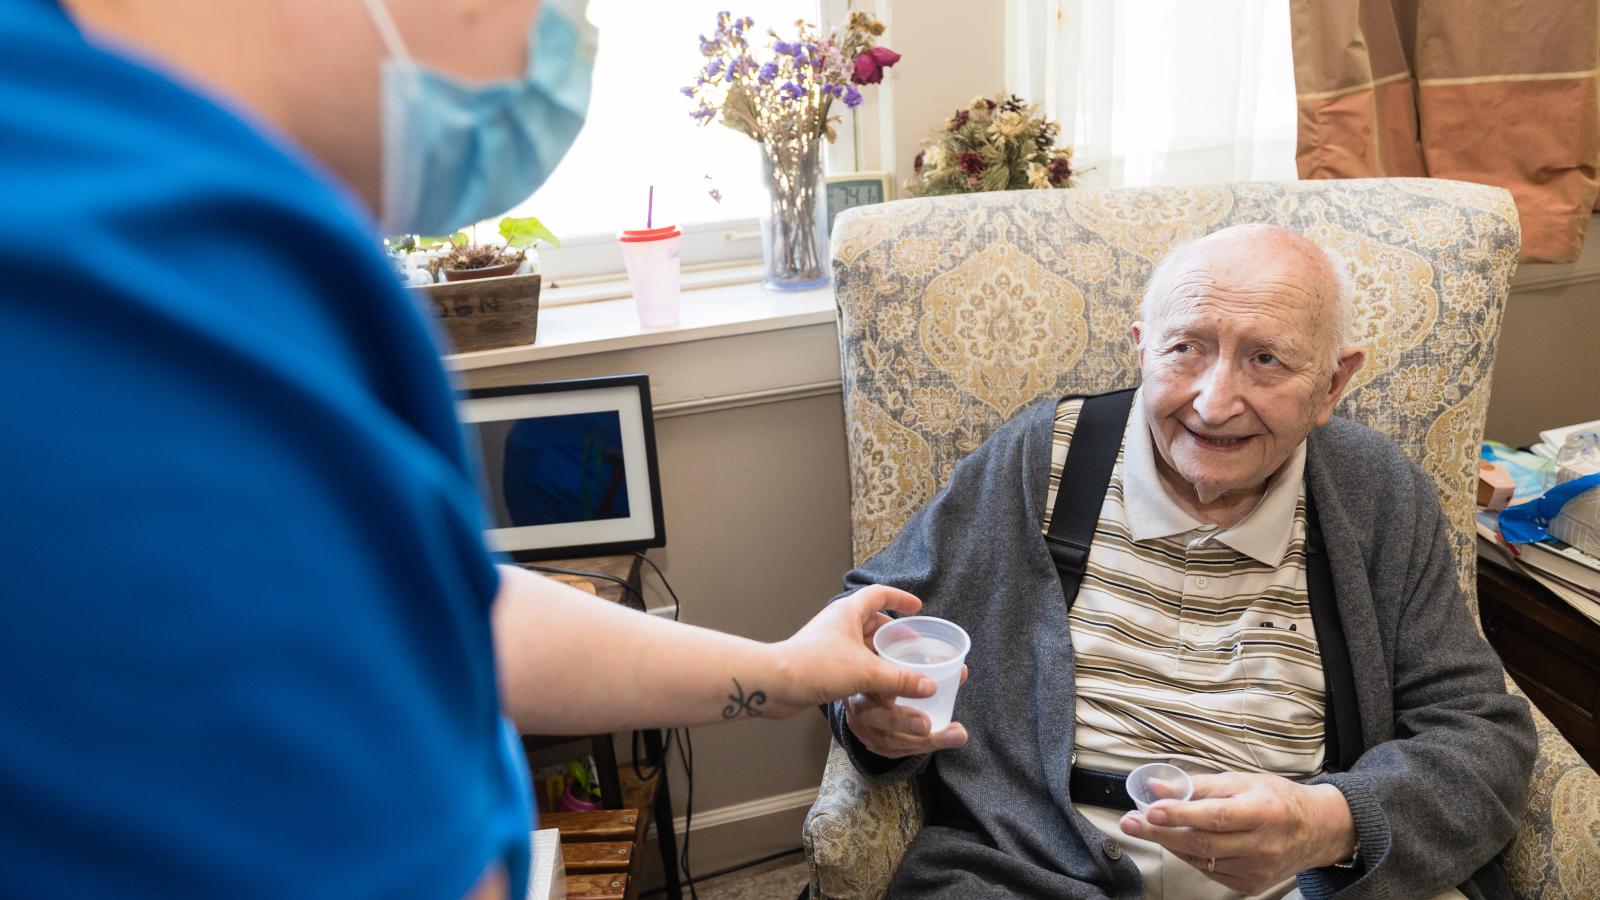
<box><xmin>803</xmin><ymin>180</ymin><xmax>1600</xmax><ymax>898</ymax></box>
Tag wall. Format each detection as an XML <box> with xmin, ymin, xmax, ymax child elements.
<box><xmin>1486</xmin><ymin>222</ymin><xmax>1600</xmax><ymax>445</ymax></box>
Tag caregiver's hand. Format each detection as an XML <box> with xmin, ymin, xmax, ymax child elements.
<box><xmin>842</xmin><ymin>629</ymin><xmax>970</xmax><ymax>760</ymax></box>
<box><xmin>1118</xmin><ymin>772</ymin><xmax>1357</xmax><ymax>894</ymax></box>
<box><xmin>767</xmin><ymin>585</ymin><xmax>942</xmax><ymax>717</ymax></box>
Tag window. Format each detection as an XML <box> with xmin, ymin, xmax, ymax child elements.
<box><xmin>494</xmin><ymin>0</ymin><xmax>824</xmax><ymax>284</ymax></box>
<box><xmin>1011</xmin><ymin>0</ymin><xmax>1297</xmax><ymax>189</ymax></box>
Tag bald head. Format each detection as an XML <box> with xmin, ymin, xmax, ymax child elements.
<box><xmin>1141</xmin><ymin>225</ymin><xmax>1355</xmax><ymax>370</ymax></box>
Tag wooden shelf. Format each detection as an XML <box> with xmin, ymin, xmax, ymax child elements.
<box><xmin>1479</xmin><ymin>563</ymin><xmax>1600</xmax><ymax>770</ymax></box>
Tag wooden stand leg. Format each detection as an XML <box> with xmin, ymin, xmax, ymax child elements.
<box><xmin>592</xmin><ymin>735</ymin><xmax>623</xmax><ymax>810</ymax></box>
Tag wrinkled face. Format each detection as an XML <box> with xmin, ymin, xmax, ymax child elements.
<box><xmin>1133</xmin><ymin>233</ymin><xmax>1361</xmax><ymax>506</ymax></box>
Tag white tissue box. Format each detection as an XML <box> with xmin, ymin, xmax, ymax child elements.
<box><xmin>528</xmin><ymin>828</ymin><xmax>566</xmax><ymax>900</ymax></box>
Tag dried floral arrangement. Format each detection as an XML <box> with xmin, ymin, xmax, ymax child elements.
<box><xmin>682</xmin><ymin>10</ymin><xmax>899</xmax><ymax>146</ymax></box>
<box><xmin>904</xmin><ymin>94</ymin><xmax>1077</xmax><ymax>197</ymax></box>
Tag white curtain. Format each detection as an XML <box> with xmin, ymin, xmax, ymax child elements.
<box><xmin>1009</xmin><ymin>0</ymin><xmax>1298</xmax><ymax>188</ymax></box>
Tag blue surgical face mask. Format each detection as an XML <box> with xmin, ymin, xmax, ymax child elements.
<box><xmin>362</xmin><ymin>0</ymin><xmax>597</xmax><ymax>236</ymax></box>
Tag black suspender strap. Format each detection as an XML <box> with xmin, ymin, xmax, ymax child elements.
<box><xmin>1304</xmin><ymin>490</ymin><xmax>1364</xmax><ymax>772</ymax></box>
<box><xmin>1045</xmin><ymin>389</ymin><xmax>1136</xmax><ymax>612</ymax></box>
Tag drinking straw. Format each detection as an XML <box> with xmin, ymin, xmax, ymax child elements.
<box><xmin>647</xmin><ymin>186</ymin><xmax>654</xmax><ymax>229</ymax></box>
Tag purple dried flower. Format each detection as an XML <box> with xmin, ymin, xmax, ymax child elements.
<box><xmin>773</xmin><ymin>40</ymin><xmax>794</xmax><ymax>55</ymax></box>
<box><xmin>691</xmin><ymin>108</ymin><xmax>716</xmax><ymax>121</ymax></box>
<box><xmin>680</xmin><ymin>86</ymin><xmax>695</xmax><ymax>97</ymax></box>
<box><xmin>758</xmin><ymin>61</ymin><xmax>778</xmax><ymax>83</ymax></box>
<box><xmin>842</xmin><ymin>85</ymin><xmax>863</xmax><ymax>108</ymax></box>
<box><xmin>699</xmin><ymin>35</ymin><xmax>713</xmax><ymax>54</ymax></box>
<box><xmin>705</xmin><ymin>58</ymin><xmax>723</xmax><ymax>78</ymax></box>
<box><xmin>780</xmin><ymin>81</ymin><xmax>805</xmax><ymax>102</ymax></box>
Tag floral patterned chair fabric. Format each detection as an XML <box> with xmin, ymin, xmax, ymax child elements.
<box><xmin>803</xmin><ymin>180</ymin><xmax>1600</xmax><ymax>899</ymax></box>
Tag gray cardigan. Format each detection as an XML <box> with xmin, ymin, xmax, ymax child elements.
<box><xmin>828</xmin><ymin>399</ymin><xmax>1536</xmax><ymax>899</ymax></box>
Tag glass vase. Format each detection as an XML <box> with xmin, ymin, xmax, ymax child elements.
<box><xmin>758</xmin><ymin>135</ymin><xmax>830</xmax><ymax>292</ymax></box>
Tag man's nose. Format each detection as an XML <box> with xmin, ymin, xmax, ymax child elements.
<box><xmin>1192</xmin><ymin>360</ymin><xmax>1245</xmax><ymax>424</ymax></box>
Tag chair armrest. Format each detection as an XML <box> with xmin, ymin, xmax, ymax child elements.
<box><xmin>803</xmin><ymin>741</ymin><xmax>926</xmax><ymax>900</ymax></box>
<box><xmin>1498</xmin><ymin>677</ymin><xmax>1600</xmax><ymax>898</ymax></box>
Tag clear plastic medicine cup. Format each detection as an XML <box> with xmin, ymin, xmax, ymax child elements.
<box><xmin>618</xmin><ymin>226</ymin><xmax>682</xmax><ymax>329</ymax></box>
<box><xmin>1125</xmin><ymin>762</ymin><xmax>1194</xmax><ymax>814</ymax></box>
<box><xmin>871</xmin><ymin>615</ymin><xmax>971</xmax><ymax>732</ymax></box>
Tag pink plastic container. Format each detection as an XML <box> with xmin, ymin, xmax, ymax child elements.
<box><xmin>619</xmin><ymin>225</ymin><xmax>683</xmax><ymax>329</ymax></box>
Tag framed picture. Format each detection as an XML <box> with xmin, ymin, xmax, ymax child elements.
<box><xmin>458</xmin><ymin>374</ymin><xmax>665</xmax><ymax>561</ymax></box>
<box><xmin>826</xmin><ymin>170</ymin><xmax>891</xmax><ymax>234</ymax></box>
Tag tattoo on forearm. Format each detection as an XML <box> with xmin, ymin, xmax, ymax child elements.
<box><xmin>721</xmin><ymin>677</ymin><xmax>768</xmax><ymax>719</ymax></box>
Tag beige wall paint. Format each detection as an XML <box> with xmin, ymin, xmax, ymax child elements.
<box><xmin>1486</xmin><ymin>223</ymin><xmax>1600</xmax><ymax>446</ymax></box>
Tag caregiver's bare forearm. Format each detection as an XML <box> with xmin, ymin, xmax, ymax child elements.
<box><xmin>490</xmin><ymin>565</ymin><xmax>789</xmax><ymax>734</ymax></box>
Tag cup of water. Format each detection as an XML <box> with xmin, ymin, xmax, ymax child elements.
<box><xmin>871</xmin><ymin>615</ymin><xmax>971</xmax><ymax>732</ymax></box>
<box><xmin>1126</xmin><ymin>762</ymin><xmax>1193</xmax><ymax>813</ymax></box>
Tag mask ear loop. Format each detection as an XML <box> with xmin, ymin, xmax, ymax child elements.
<box><xmin>356</xmin><ymin>0</ymin><xmax>419</xmax><ymax>99</ymax></box>
<box><xmin>361</xmin><ymin>0</ymin><xmax>419</xmax><ymax>78</ymax></box>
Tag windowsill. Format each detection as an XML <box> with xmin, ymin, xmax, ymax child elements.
<box><xmin>444</xmin><ymin>268</ymin><xmax>836</xmax><ymax>371</ymax></box>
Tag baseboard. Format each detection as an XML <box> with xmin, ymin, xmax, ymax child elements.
<box><xmin>646</xmin><ymin>785</ymin><xmax>819</xmax><ymax>842</ymax></box>
<box><xmin>635</xmin><ymin>785</ymin><xmax>818</xmax><ymax>890</ymax></box>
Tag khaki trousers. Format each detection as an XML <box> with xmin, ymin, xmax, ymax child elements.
<box><xmin>1078</xmin><ymin>804</ymin><xmax>1467</xmax><ymax>900</ymax></box>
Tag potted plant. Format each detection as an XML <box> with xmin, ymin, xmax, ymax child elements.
<box><xmin>423</xmin><ymin>216</ymin><xmax>560</xmax><ymax>282</ymax></box>
<box><xmin>403</xmin><ymin>216</ymin><xmax>559</xmax><ymax>354</ymax></box>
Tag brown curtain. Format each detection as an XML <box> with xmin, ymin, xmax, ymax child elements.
<box><xmin>1290</xmin><ymin>1</ymin><xmax>1600</xmax><ymax>263</ymax></box>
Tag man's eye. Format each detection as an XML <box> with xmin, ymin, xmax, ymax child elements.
<box><xmin>1255</xmin><ymin>352</ymin><xmax>1278</xmax><ymax>366</ymax></box>
<box><xmin>1170</xmin><ymin>343</ymin><xmax>1194</xmax><ymax>354</ymax></box>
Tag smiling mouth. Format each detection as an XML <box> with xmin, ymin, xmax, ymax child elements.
<box><xmin>1185</xmin><ymin>427</ymin><xmax>1255</xmax><ymax>450</ymax></box>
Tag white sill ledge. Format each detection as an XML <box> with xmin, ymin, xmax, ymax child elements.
<box><xmin>443</xmin><ymin>265</ymin><xmax>836</xmax><ymax>371</ymax></box>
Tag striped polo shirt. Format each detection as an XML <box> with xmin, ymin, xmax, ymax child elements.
<box><xmin>1046</xmin><ymin>393</ymin><xmax>1326</xmax><ymax>778</ymax></box>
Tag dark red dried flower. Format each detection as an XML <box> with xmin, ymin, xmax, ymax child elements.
<box><xmin>1048</xmin><ymin>156</ymin><xmax>1072</xmax><ymax>185</ymax></box>
<box><xmin>950</xmin><ymin>109</ymin><xmax>969</xmax><ymax>130</ymax></box>
<box><xmin>957</xmin><ymin>151</ymin><xmax>987</xmax><ymax>176</ymax></box>
<box><xmin>850</xmin><ymin>46</ymin><xmax>901</xmax><ymax>85</ymax></box>
<box><xmin>913</xmin><ymin>151</ymin><xmax>925</xmax><ymax>173</ymax></box>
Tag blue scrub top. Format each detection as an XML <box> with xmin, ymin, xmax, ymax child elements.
<box><xmin>0</xmin><ymin>1</ymin><xmax>532</xmax><ymax>896</ymax></box>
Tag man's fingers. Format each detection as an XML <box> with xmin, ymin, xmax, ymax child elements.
<box><xmin>1120</xmin><ymin>814</ymin><xmax>1252</xmax><ymax>859</ymax></box>
<box><xmin>1186</xmin><ymin>772</ymin><xmax>1255</xmax><ymax>800</ymax></box>
<box><xmin>1144</xmin><ymin>797</ymin><xmax>1258</xmax><ymax>832</ymax></box>
<box><xmin>959</xmin><ymin>664</ymin><xmax>969</xmax><ymax>685</ymax></box>
<box><xmin>858</xmin><ymin>722</ymin><xmax>967</xmax><ymax>757</ymax></box>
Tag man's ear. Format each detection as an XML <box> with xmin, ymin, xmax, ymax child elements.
<box><xmin>1131</xmin><ymin>321</ymin><xmax>1145</xmax><ymax>362</ymax></box>
<box><xmin>1316</xmin><ymin>346</ymin><xmax>1366</xmax><ymax>426</ymax></box>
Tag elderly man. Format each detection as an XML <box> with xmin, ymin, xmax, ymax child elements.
<box><xmin>829</xmin><ymin>225</ymin><xmax>1536</xmax><ymax>899</ymax></box>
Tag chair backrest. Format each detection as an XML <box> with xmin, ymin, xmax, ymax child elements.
<box><xmin>832</xmin><ymin>179</ymin><xmax>1518</xmax><ymax>615</ymax></box>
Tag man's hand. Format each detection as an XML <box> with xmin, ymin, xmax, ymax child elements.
<box><xmin>1118</xmin><ymin>772</ymin><xmax>1357</xmax><ymax>894</ymax></box>
<box><xmin>842</xmin><ymin>675</ymin><xmax>969</xmax><ymax>758</ymax></box>
<box><xmin>764</xmin><ymin>586</ymin><xmax>941</xmax><ymax>717</ymax></box>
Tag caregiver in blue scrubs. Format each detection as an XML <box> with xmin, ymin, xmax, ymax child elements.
<box><xmin>0</xmin><ymin>1</ymin><xmax>941</xmax><ymax>897</ymax></box>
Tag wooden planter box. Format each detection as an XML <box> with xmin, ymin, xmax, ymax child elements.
<box><xmin>416</xmin><ymin>272</ymin><xmax>541</xmax><ymax>354</ymax></box>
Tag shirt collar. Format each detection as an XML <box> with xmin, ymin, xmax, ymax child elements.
<box><xmin>1121</xmin><ymin>390</ymin><xmax>1306</xmax><ymax>566</ymax></box>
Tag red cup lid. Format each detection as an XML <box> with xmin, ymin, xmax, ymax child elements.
<box><xmin>619</xmin><ymin>225</ymin><xmax>681</xmax><ymax>243</ymax></box>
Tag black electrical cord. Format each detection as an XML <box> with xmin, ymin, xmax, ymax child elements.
<box><xmin>516</xmin><ymin>561</ymin><xmax>649</xmax><ymax>607</ymax></box>
<box><xmin>674</xmin><ymin>725</ymin><xmax>698</xmax><ymax>900</ymax></box>
<box><xmin>632</xmin><ymin>551</ymin><xmax>681</xmax><ymax>620</ymax></box>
